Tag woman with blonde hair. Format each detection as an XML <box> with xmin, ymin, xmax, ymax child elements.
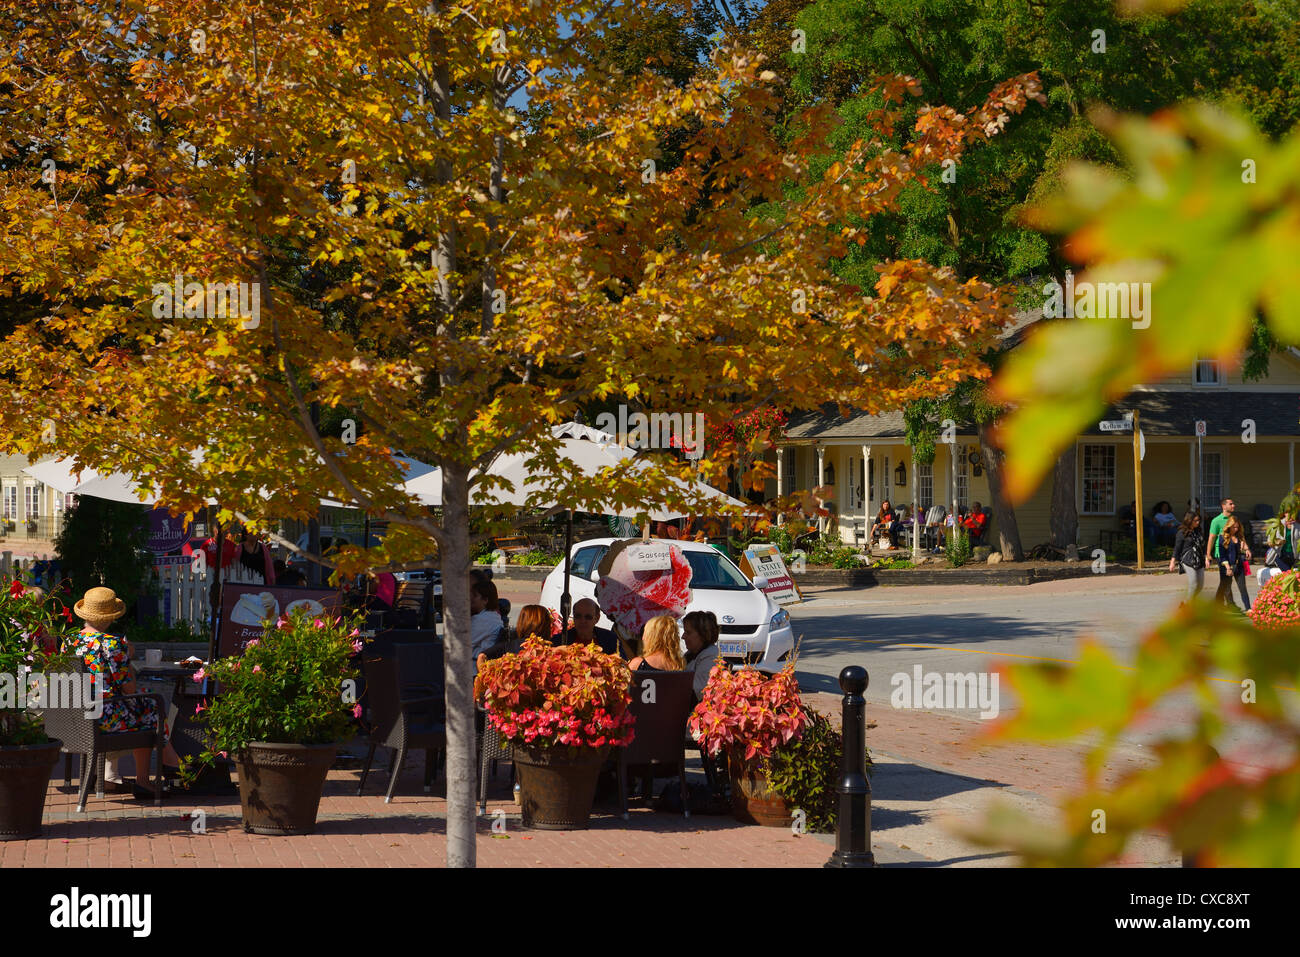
<box><xmin>1218</xmin><ymin>516</ymin><xmax>1252</xmax><ymax>611</ymax></box>
<box><xmin>628</xmin><ymin>615</ymin><xmax>686</xmax><ymax>672</ymax></box>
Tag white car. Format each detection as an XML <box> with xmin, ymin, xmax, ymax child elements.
<box><xmin>539</xmin><ymin>537</ymin><xmax>795</xmax><ymax>670</ymax></box>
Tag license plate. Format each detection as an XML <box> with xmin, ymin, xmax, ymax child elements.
<box><xmin>718</xmin><ymin>640</ymin><xmax>748</xmax><ymax>658</ymax></box>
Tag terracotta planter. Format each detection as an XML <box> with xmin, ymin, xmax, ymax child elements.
<box><xmin>235</xmin><ymin>742</ymin><xmax>337</xmax><ymax>835</ymax></box>
<box><xmin>728</xmin><ymin>751</ymin><xmax>795</xmax><ymax>827</ymax></box>
<box><xmin>0</xmin><ymin>739</ymin><xmax>61</xmax><ymax>841</ymax></box>
<box><xmin>513</xmin><ymin>745</ymin><xmax>609</xmax><ymax>830</ymax></box>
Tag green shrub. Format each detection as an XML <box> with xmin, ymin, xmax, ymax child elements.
<box><xmin>516</xmin><ymin>549</ymin><xmax>561</xmax><ymax>566</ymax></box>
<box><xmin>766</xmin><ymin>708</ymin><xmax>871</xmax><ymax>833</ymax></box>
<box><xmin>768</xmin><ymin>525</ymin><xmax>795</xmax><ymax>556</ymax></box>
<box><xmin>946</xmin><ymin>527</ymin><xmax>972</xmax><ymax>567</ymax></box>
<box><xmin>126</xmin><ymin>616</ymin><xmax>209</xmax><ymax>644</ymax></box>
<box><xmin>873</xmin><ymin>557</ymin><xmax>915</xmax><ymax>570</ymax></box>
<box><xmin>830</xmin><ymin>547</ymin><xmax>862</xmax><ymax>569</ymax></box>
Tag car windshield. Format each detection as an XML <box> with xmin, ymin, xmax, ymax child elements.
<box><xmin>684</xmin><ymin>550</ymin><xmax>753</xmax><ymax>590</ymax></box>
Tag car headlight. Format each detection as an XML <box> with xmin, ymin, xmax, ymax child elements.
<box><xmin>770</xmin><ymin>608</ymin><xmax>790</xmax><ymax>629</ymax></box>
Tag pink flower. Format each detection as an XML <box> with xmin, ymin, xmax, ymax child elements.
<box><xmin>348</xmin><ymin>628</ymin><xmax>360</xmax><ymax>638</ymax></box>
<box><xmin>314</xmin><ymin>618</ymin><xmax>324</xmax><ymax>629</ymax></box>
<box><xmin>352</xmin><ymin>639</ymin><xmax>364</xmax><ymax>653</ymax></box>
<box><xmin>194</xmin><ymin>701</ymin><xmax>206</xmax><ymax>714</ymax></box>
<box><xmin>276</xmin><ymin>617</ymin><xmax>289</xmax><ymax>630</ymax></box>
<box><xmin>245</xmin><ymin>638</ymin><xmax>260</xmax><ymax>649</ymax></box>
<box><xmin>252</xmin><ymin>665</ymin><xmax>262</xmax><ymax>674</ymax></box>
<box><xmin>192</xmin><ymin>669</ymin><xmax>206</xmax><ymax>682</ymax></box>
<box><xmin>352</xmin><ymin>704</ymin><xmax>363</xmax><ymax>718</ymax></box>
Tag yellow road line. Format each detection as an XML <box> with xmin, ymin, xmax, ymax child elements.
<box><xmin>822</xmin><ymin>638</ymin><xmax>1294</xmax><ymax>691</ymax></box>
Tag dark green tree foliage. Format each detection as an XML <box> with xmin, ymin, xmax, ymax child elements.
<box><xmin>767</xmin><ymin>0</ymin><xmax>1300</xmax><ymax>545</ymax></box>
<box><xmin>53</xmin><ymin>498</ymin><xmax>151</xmax><ymax>610</ymax></box>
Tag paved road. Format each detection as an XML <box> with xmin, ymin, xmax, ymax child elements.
<box><xmin>787</xmin><ymin>574</ymin><xmax>1186</xmax><ymax>709</ymax></box>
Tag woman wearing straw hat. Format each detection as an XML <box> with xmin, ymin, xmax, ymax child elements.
<box><xmin>62</xmin><ymin>587</ymin><xmax>181</xmax><ymax>800</ymax></box>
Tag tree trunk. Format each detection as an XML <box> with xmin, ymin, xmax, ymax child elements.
<box><xmin>976</xmin><ymin>420</ymin><xmax>1024</xmax><ymax>561</ymax></box>
<box><xmin>441</xmin><ymin>458</ymin><xmax>476</xmax><ymax>868</ymax></box>
<box><xmin>1049</xmin><ymin>445</ymin><xmax>1078</xmax><ymax>551</ymax></box>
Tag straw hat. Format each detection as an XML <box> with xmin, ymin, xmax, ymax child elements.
<box><xmin>74</xmin><ymin>586</ymin><xmax>127</xmax><ymax>623</ymax></box>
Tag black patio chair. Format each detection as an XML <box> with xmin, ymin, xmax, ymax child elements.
<box><xmin>41</xmin><ymin>661</ymin><xmax>167</xmax><ymax>811</ymax></box>
<box><xmin>357</xmin><ymin>644</ymin><xmax>446</xmax><ymax>803</ymax></box>
<box><xmin>619</xmin><ymin>670</ymin><xmax>695</xmax><ymax>820</ymax></box>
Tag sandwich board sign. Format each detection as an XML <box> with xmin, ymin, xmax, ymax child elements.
<box><xmin>740</xmin><ymin>543</ymin><xmax>802</xmax><ymax>606</ymax></box>
<box><xmin>217</xmin><ymin>583</ymin><xmax>342</xmax><ymax>658</ymax></box>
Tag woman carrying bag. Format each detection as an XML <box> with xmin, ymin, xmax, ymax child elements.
<box><xmin>1169</xmin><ymin>509</ymin><xmax>1207</xmax><ymax>601</ymax></box>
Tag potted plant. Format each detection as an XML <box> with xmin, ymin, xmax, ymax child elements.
<box><xmin>688</xmin><ymin>659</ymin><xmax>813</xmax><ymax>827</ymax></box>
<box><xmin>0</xmin><ymin>581</ymin><xmax>77</xmax><ymax>840</ymax></box>
<box><xmin>475</xmin><ymin>636</ymin><xmax>635</xmax><ymax>829</ymax></box>
<box><xmin>184</xmin><ymin>609</ymin><xmax>364</xmax><ymax>835</ymax></box>
<box><xmin>1248</xmin><ymin>569</ymin><xmax>1300</xmax><ymax>630</ymax></box>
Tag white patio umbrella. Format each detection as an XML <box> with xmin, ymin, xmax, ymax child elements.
<box><xmin>403</xmin><ymin>429</ymin><xmax>747</xmax><ymax>637</ymax></box>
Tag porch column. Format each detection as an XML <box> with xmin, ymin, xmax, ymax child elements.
<box><xmin>776</xmin><ymin>447</ymin><xmax>785</xmax><ymax>525</ymax></box>
<box><xmin>1290</xmin><ymin>441</ymin><xmax>1295</xmax><ymax>491</ymax></box>
<box><xmin>862</xmin><ymin>444</ymin><xmax>871</xmax><ymax>525</ymax></box>
<box><xmin>948</xmin><ymin>440</ymin><xmax>957</xmax><ymax>515</ymax></box>
<box><xmin>816</xmin><ymin>445</ymin><xmax>826</xmax><ymax>534</ymax></box>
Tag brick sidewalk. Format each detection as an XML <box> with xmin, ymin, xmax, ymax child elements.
<box><xmin>3</xmin><ymin>756</ymin><xmax>835</xmax><ymax>868</ymax></box>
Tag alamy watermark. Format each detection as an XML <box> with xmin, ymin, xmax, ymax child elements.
<box><xmin>0</xmin><ymin>669</ymin><xmax>103</xmax><ymax>718</ymax></box>
<box><xmin>890</xmin><ymin>665</ymin><xmax>1000</xmax><ymax>719</ymax></box>
<box><xmin>593</xmin><ymin>405</ymin><xmax>705</xmax><ymax>460</ymax></box>
<box><xmin>1042</xmin><ymin>268</ymin><xmax>1150</xmax><ymax>329</ymax></box>
<box><xmin>151</xmin><ymin>273</ymin><xmax>260</xmax><ymax>329</ymax></box>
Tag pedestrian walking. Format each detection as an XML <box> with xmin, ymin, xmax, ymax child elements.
<box><xmin>1217</xmin><ymin>516</ymin><xmax>1252</xmax><ymax>611</ymax></box>
<box><xmin>1169</xmin><ymin>508</ymin><xmax>1206</xmax><ymax>601</ymax></box>
<box><xmin>1205</xmin><ymin>498</ymin><xmax>1236</xmax><ymax>605</ymax></box>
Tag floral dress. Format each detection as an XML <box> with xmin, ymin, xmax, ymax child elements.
<box><xmin>62</xmin><ymin>630</ymin><xmax>164</xmax><ymax>734</ymax></box>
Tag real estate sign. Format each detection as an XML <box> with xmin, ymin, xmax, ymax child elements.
<box><xmin>740</xmin><ymin>544</ymin><xmax>802</xmax><ymax>606</ymax></box>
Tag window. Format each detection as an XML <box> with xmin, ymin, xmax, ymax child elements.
<box><xmin>782</xmin><ymin>450</ymin><xmax>796</xmax><ymax>498</ymax></box>
<box><xmin>23</xmin><ymin>482</ymin><xmax>41</xmax><ymax>519</ymax></box>
<box><xmin>917</xmin><ymin>461</ymin><xmax>934</xmax><ymax>510</ymax></box>
<box><xmin>569</xmin><ymin>545</ymin><xmax>609</xmax><ymax>580</ymax></box>
<box><xmin>2</xmin><ymin>486</ymin><xmax>15</xmax><ymax>521</ymax></box>
<box><xmin>954</xmin><ymin>451</ymin><xmax>969</xmax><ymax>509</ymax></box>
<box><xmin>1081</xmin><ymin>444</ymin><xmax>1117</xmax><ymax>514</ymax></box>
<box><xmin>1201</xmin><ymin>452</ymin><xmax>1225</xmax><ymax>509</ymax></box>
<box><xmin>1194</xmin><ymin>359</ymin><xmax>1223</xmax><ymax>386</ymax></box>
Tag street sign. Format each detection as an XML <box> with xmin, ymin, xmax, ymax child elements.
<box><xmin>1099</xmin><ymin>419</ymin><xmax>1133</xmax><ymax>432</ymax></box>
<box><xmin>1195</xmin><ymin>420</ymin><xmax>1207</xmax><ymax>436</ymax></box>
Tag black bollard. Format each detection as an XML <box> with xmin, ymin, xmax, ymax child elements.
<box><xmin>826</xmin><ymin>665</ymin><xmax>874</xmax><ymax>868</ymax></box>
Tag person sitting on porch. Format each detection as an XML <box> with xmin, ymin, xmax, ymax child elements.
<box><xmin>1152</xmin><ymin>501</ymin><xmax>1178</xmax><ymax>546</ymax></box>
<box><xmin>871</xmin><ymin>500</ymin><xmax>899</xmax><ymax>547</ymax></box>
<box><xmin>962</xmin><ymin>502</ymin><xmax>988</xmax><ymax>542</ymax></box>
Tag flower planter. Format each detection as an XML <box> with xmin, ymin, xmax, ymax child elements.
<box><xmin>728</xmin><ymin>751</ymin><xmax>795</xmax><ymax>828</ymax></box>
<box><xmin>235</xmin><ymin>742</ymin><xmax>338</xmax><ymax>835</ymax></box>
<box><xmin>514</xmin><ymin>744</ymin><xmax>610</xmax><ymax>830</ymax></box>
<box><xmin>0</xmin><ymin>739</ymin><xmax>61</xmax><ymax>841</ymax></box>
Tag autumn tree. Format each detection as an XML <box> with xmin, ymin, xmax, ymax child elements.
<box><xmin>0</xmin><ymin>0</ymin><xmax>1037</xmax><ymax>865</ymax></box>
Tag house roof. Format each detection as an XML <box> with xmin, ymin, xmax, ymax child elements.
<box><xmin>1089</xmin><ymin>391</ymin><xmax>1300</xmax><ymax>437</ymax></box>
<box><xmin>784</xmin><ymin>391</ymin><xmax>1300</xmax><ymax>442</ymax></box>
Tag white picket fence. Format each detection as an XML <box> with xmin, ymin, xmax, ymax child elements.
<box><xmin>0</xmin><ymin>551</ymin><xmax>264</xmax><ymax>629</ymax></box>
<box><xmin>150</xmin><ymin>562</ymin><xmax>265</xmax><ymax>627</ymax></box>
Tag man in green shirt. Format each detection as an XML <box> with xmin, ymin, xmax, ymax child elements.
<box><xmin>1206</xmin><ymin>498</ymin><xmax>1235</xmax><ymax>605</ymax></box>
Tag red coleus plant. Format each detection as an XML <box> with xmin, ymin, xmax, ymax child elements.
<box><xmin>475</xmin><ymin>636</ymin><xmax>635</xmax><ymax>751</ymax></box>
<box><xmin>688</xmin><ymin>659</ymin><xmax>809</xmax><ymax>762</ymax></box>
<box><xmin>1248</xmin><ymin>570</ymin><xmax>1300</xmax><ymax>630</ymax></box>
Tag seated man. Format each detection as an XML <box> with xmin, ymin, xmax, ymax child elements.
<box><xmin>570</xmin><ymin>597</ymin><xmax>617</xmax><ymax>655</ymax></box>
<box><xmin>962</xmin><ymin>502</ymin><xmax>989</xmax><ymax>543</ymax></box>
